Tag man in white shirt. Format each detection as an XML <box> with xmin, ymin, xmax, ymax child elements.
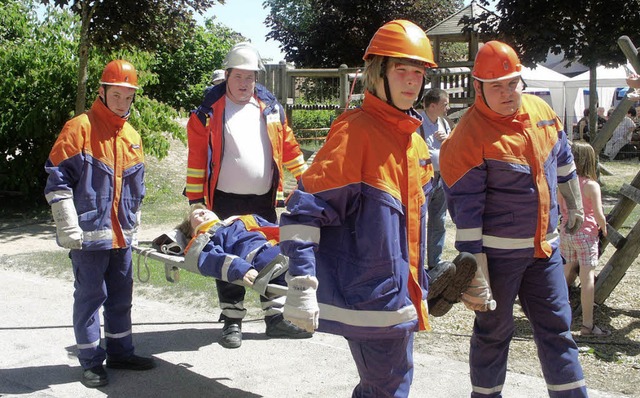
<box><xmin>186</xmin><ymin>42</ymin><xmax>310</xmax><ymax>348</ymax></box>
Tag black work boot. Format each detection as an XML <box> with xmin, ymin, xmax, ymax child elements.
<box><xmin>219</xmin><ymin>318</ymin><xmax>243</xmax><ymax>349</ymax></box>
<box><xmin>81</xmin><ymin>365</ymin><xmax>109</xmax><ymax>388</ymax></box>
<box><xmin>427</xmin><ymin>296</ymin><xmax>454</xmax><ymax>317</ymax></box>
<box><xmin>427</xmin><ymin>261</ymin><xmax>456</xmax><ymax>301</ymax></box>
<box><xmin>441</xmin><ymin>252</ymin><xmax>477</xmax><ymax>303</ymax></box>
<box><xmin>265</xmin><ymin>314</ymin><xmax>313</xmax><ymax>339</ymax></box>
<box><xmin>427</xmin><ymin>252</ymin><xmax>477</xmax><ymax>317</ymax></box>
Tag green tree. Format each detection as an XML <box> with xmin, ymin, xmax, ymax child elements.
<box><xmin>39</xmin><ymin>0</ymin><xmax>223</xmax><ymax>115</ymax></box>
<box><xmin>264</xmin><ymin>0</ymin><xmax>463</xmax><ymax>67</ymax></box>
<box><xmin>468</xmin><ymin>0</ymin><xmax>640</xmax><ymax>129</ymax></box>
<box><xmin>0</xmin><ymin>1</ymin><xmax>79</xmax><ymax>204</ymax></box>
<box><xmin>145</xmin><ymin>18</ymin><xmax>244</xmax><ymax>112</ymax></box>
<box><xmin>0</xmin><ymin>1</ymin><xmax>186</xmax><ymax>205</ymax></box>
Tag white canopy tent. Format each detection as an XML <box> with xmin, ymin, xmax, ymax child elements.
<box><xmin>521</xmin><ymin>64</ymin><xmax>569</xmax><ymax>121</ymax></box>
<box><xmin>564</xmin><ymin>64</ymin><xmax>633</xmax><ymax>126</ymax></box>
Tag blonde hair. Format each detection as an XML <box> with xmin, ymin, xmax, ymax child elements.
<box><xmin>177</xmin><ymin>203</ymin><xmax>207</xmax><ymax>238</ymax></box>
<box><xmin>571</xmin><ymin>141</ymin><xmax>598</xmax><ymax>181</ymax></box>
<box><xmin>362</xmin><ymin>55</ymin><xmax>385</xmax><ymax>95</ymax></box>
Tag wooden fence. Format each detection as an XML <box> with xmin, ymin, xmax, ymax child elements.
<box><xmin>259</xmin><ymin>61</ymin><xmax>474</xmax><ymax>126</ymax></box>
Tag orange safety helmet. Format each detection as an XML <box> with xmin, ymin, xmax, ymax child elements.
<box><xmin>363</xmin><ymin>20</ymin><xmax>437</xmax><ymax>68</ymax></box>
<box><xmin>472</xmin><ymin>41</ymin><xmax>522</xmax><ymax>82</ymax></box>
<box><xmin>100</xmin><ymin>60</ymin><xmax>139</xmax><ymax>89</ymax></box>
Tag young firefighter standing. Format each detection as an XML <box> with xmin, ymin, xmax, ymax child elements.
<box><xmin>440</xmin><ymin>41</ymin><xmax>588</xmax><ymax>397</ymax></box>
<box><xmin>279</xmin><ymin>20</ymin><xmax>437</xmax><ymax>397</ymax></box>
<box><xmin>44</xmin><ymin>60</ymin><xmax>154</xmax><ymax>388</ymax></box>
<box><xmin>186</xmin><ymin>42</ymin><xmax>311</xmax><ymax>348</ymax></box>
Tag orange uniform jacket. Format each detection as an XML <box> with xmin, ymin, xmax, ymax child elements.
<box><xmin>186</xmin><ymin>83</ymin><xmax>307</xmax><ymax>207</ymax></box>
<box><xmin>280</xmin><ymin>91</ymin><xmax>434</xmax><ymax>339</ymax></box>
<box><xmin>44</xmin><ymin>98</ymin><xmax>145</xmax><ymax>250</ymax></box>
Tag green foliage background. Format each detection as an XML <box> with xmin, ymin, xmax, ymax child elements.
<box><xmin>144</xmin><ymin>19</ymin><xmax>244</xmax><ymax>112</ymax></box>
<box><xmin>0</xmin><ymin>2</ymin><xmax>238</xmax><ymax>206</ymax></box>
<box><xmin>0</xmin><ymin>2</ymin><xmax>78</xmax><ymax>204</ymax></box>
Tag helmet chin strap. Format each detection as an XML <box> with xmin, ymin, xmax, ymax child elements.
<box><xmin>478</xmin><ymin>81</ymin><xmax>489</xmax><ymax>107</ymax></box>
<box><xmin>383</xmin><ymin>76</ymin><xmax>426</xmax><ymax>112</ymax></box>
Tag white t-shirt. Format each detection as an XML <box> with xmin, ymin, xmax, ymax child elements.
<box><xmin>216</xmin><ymin>96</ymin><xmax>273</xmax><ymax>195</ymax></box>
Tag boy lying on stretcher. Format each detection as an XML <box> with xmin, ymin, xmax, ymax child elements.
<box><xmin>176</xmin><ymin>204</ymin><xmax>484</xmax><ymax>320</ymax></box>
<box><xmin>175</xmin><ymin>204</ymin><xmax>313</xmax><ymax>342</ymax></box>
<box><xmin>177</xmin><ymin>204</ymin><xmax>285</xmax><ymax>290</ymax></box>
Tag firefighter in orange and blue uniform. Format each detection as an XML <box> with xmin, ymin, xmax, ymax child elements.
<box><xmin>279</xmin><ymin>20</ymin><xmax>437</xmax><ymax>397</ymax></box>
<box><xmin>440</xmin><ymin>41</ymin><xmax>587</xmax><ymax>397</ymax></box>
<box><xmin>44</xmin><ymin>60</ymin><xmax>154</xmax><ymax>388</ymax></box>
<box><xmin>186</xmin><ymin>42</ymin><xmax>310</xmax><ymax>348</ymax></box>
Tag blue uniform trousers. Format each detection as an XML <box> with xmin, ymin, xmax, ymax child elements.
<box><xmin>426</xmin><ymin>175</ymin><xmax>447</xmax><ymax>269</ymax></box>
<box><xmin>470</xmin><ymin>248</ymin><xmax>587</xmax><ymax>397</ymax></box>
<box><xmin>348</xmin><ymin>333</ymin><xmax>414</xmax><ymax>398</ymax></box>
<box><xmin>70</xmin><ymin>248</ymin><xmax>135</xmax><ymax>369</ymax></box>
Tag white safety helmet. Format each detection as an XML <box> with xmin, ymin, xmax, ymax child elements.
<box><xmin>222</xmin><ymin>42</ymin><xmax>265</xmax><ymax>71</ymax></box>
<box><xmin>211</xmin><ymin>69</ymin><xmax>226</xmax><ymax>85</ymax></box>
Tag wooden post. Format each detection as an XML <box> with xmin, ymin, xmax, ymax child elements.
<box><xmin>590</xmin><ymin>36</ymin><xmax>640</xmax><ymax>155</ymax></box>
<box><xmin>618</xmin><ymin>36</ymin><xmax>640</xmax><ymax>75</ymax></box>
<box><xmin>574</xmin><ymin>36</ymin><xmax>640</xmax><ymax>315</ymax></box>
<box><xmin>278</xmin><ymin>60</ymin><xmax>288</xmax><ymax>106</ymax></box>
<box><xmin>590</xmin><ymin>97</ymin><xmax>635</xmax><ymax>155</ymax></box>
<box><xmin>600</xmin><ymin>173</ymin><xmax>640</xmax><ymax>253</ymax></box>
<box><xmin>338</xmin><ymin>64</ymin><xmax>349</xmax><ymax>110</ymax></box>
<box><xmin>595</xmin><ymin>215</ymin><xmax>640</xmax><ymax>305</ymax></box>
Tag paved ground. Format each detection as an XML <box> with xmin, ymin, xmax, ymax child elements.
<box><xmin>0</xmin><ymin>221</ymin><xmax>626</xmax><ymax>397</ymax></box>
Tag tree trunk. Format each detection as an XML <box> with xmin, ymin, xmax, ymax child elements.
<box><xmin>74</xmin><ymin>1</ymin><xmax>95</xmax><ymax>116</ymax></box>
<box><xmin>588</xmin><ymin>66</ymin><xmax>598</xmax><ymax>138</ymax></box>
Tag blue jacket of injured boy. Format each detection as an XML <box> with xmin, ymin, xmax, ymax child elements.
<box><xmin>181</xmin><ymin>206</ymin><xmax>284</xmax><ymax>287</ymax></box>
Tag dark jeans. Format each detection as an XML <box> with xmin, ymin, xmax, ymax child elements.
<box><xmin>212</xmin><ymin>189</ymin><xmax>277</xmax><ymax>321</ymax></box>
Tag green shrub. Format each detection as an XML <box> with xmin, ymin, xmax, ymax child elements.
<box><xmin>0</xmin><ymin>2</ymin><xmax>78</xmax><ymax>206</ymax></box>
<box><xmin>0</xmin><ymin>3</ymin><xmax>187</xmax><ymax>206</ymax></box>
<box><xmin>291</xmin><ymin>109</ymin><xmax>334</xmax><ymax>146</ymax></box>
<box><xmin>128</xmin><ymin>96</ymin><xmax>185</xmax><ymax>159</ymax></box>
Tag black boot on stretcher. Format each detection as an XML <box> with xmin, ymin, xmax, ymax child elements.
<box><xmin>427</xmin><ymin>252</ymin><xmax>477</xmax><ymax>317</ymax></box>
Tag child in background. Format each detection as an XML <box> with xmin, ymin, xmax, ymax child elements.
<box><xmin>559</xmin><ymin>141</ymin><xmax>611</xmax><ymax>337</ymax></box>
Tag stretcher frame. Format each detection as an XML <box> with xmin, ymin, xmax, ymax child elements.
<box><xmin>132</xmin><ymin>243</ymin><xmax>288</xmax><ymax>297</ymax></box>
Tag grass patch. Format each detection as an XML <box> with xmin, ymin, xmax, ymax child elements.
<box><xmin>599</xmin><ymin>159</ymin><xmax>640</xmax><ymax>198</ymax></box>
<box><xmin>599</xmin><ymin>159</ymin><xmax>640</xmax><ymax>233</ymax></box>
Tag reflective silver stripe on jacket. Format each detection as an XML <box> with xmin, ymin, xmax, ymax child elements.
<box><xmin>318</xmin><ymin>302</ymin><xmax>418</xmax><ymax>327</ymax></box>
<box><xmin>280</xmin><ymin>224</ymin><xmax>321</xmax><ymax>244</ymax></box>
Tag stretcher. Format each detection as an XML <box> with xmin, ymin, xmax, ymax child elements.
<box><xmin>131</xmin><ymin>229</ymin><xmax>289</xmax><ymax>297</ymax></box>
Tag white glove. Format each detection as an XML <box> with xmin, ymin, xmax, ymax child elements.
<box><xmin>284</xmin><ymin>273</ymin><xmax>319</xmax><ymax>333</ymax></box>
<box><xmin>558</xmin><ymin>179</ymin><xmax>584</xmax><ymax>234</ymax></box>
<box><xmin>51</xmin><ymin>199</ymin><xmax>83</xmax><ymax>249</ymax></box>
<box><xmin>566</xmin><ymin>209</ymin><xmax>584</xmax><ymax>235</ymax></box>
<box><xmin>131</xmin><ymin>210</ymin><xmax>141</xmax><ymax>246</ymax></box>
<box><xmin>460</xmin><ymin>253</ymin><xmax>497</xmax><ymax>312</ymax></box>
